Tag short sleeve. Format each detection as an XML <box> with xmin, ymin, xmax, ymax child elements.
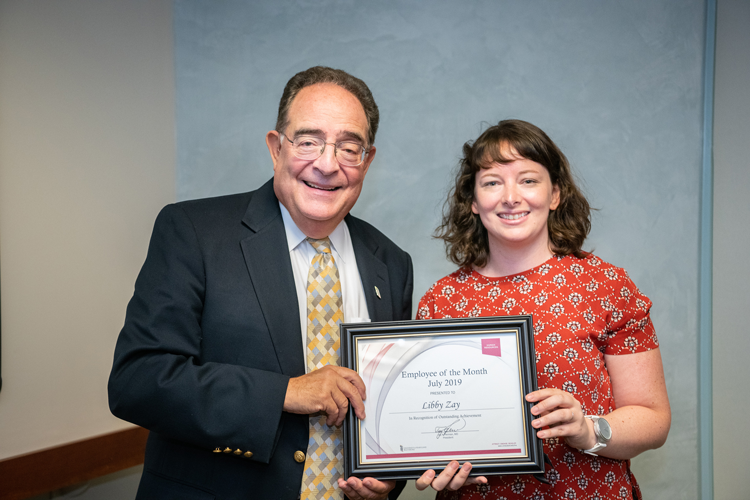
<box><xmin>601</xmin><ymin>271</ymin><xmax>659</xmax><ymax>355</ymax></box>
<box><xmin>417</xmin><ymin>286</ymin><xmax>435</xmax><ymax>320</ymax></box>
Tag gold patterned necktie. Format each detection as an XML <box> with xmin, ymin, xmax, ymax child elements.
<box><xmin>301</xmin><ymin>237</ymin><xmax>344</xmax><ymax>500</ymax></box>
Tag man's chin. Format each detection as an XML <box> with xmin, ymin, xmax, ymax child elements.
<box><xmin>291</xmin><ymin>204</ymin><xmax>349</xmax><ymax>235</ymax></box>
<box><xmin>300</xmin><ymin>209</ymin><xmax>345</xmax><ymax>225</ymax></box>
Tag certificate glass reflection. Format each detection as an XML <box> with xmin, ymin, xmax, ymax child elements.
<box><xmin>359</xmin><ymin>332</ymin><xmax>526</xmax><ymax>463</ymax></box>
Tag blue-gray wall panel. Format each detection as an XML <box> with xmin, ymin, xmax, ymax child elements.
<box><xmin>174</xmin><ymin>1</ymin><xmax>705</xmax><ymax>497</ymax></box>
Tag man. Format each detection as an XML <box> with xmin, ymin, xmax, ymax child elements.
<box><xmin>108</xmin><ymin>67</ymin><xmax>413</xmax><ymax>500</ymax></box>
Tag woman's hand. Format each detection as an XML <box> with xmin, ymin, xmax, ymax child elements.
<box><xmin>415</xmin><ymin>461</ymin><xmax>487</xmax><ymax>492</ymax></box>
<box><xmin>525</xmin><ymin>388</ymin><xmax>596</xmax><ymax>451</ymax></box>
<box><xmin>338</xmin><ymin>477</ymin><xmax>395</xmax><ymax>500</ymax></box>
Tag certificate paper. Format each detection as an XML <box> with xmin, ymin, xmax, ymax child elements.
<box><xmin>341</xmin><ymin>316</ymin><xmax>544</xmax><ymax>480</ymax></box>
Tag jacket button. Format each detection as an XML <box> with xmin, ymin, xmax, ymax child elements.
<box><xmin>294</xmin><ymin>450</ymin><xmax>306</xmax><ymax>463</ymax></box>
<box><xmin>244</xmin><ymin>451</ymin><xmax>254</xmax><ymax>458</ymax></box>
<box><xmin>233</xmin><ymin>449</ymin><xmax>242</xmax><ymax>455</ymax></box>
<box><xmin>223</xmin><ymin>447</ymin><xmax>232</xmax><ymax>453</ymax></box>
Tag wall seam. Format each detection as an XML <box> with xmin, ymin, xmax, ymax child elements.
<box><xmin>699</xmin><ymin>0</ymin><xmax>716</xmax><ymax>499</ymax></box>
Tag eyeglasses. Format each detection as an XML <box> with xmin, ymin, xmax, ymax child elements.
<box><xmin>280</xmin><ymin>133</ymin><xmax>369</xmax><ymax>167</ymax></box>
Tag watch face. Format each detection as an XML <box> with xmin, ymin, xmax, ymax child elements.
<box><xmin>598</xmin><ymin>418</ymin><xmax>612</xmax><ymax>441</ymax></box>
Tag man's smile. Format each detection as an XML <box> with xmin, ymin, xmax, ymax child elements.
<box><xmin>304</xmin><ymin>180</ymin><xmax>340</xmax><ymax>191</ymax></box>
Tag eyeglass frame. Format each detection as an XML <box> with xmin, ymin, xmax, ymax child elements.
<box><xmin>279</xmin><ymin>131</ymin><xmax>371</xmax><ymax>167</ymax></box>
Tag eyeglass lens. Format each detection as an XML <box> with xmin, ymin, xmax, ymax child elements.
<box><xmin>291</xmin><ymin>136</ymin><xmax>365</xmax><ymax>166</ymax></box>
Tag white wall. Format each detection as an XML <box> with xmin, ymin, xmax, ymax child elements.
<box><xmin>0</xmin><ymin>0</ymin><xmax>174</xmax><ymax>461</ymax></box>
<box><xmin>712</xmin><ymin>1</ymin><xmax>750</xmax><ymax>499</ymax></box>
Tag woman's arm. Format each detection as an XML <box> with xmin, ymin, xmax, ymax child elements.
<box><xmin>599</xmin><ymin>347</ymin><xmax>671</xmax><ymax>458</ymax></box>
<box><xmin>527</xmin><ymin>348</ymin><xmax>671</xmax><ymax>460</ymax></box>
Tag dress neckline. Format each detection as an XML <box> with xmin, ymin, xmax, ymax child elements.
<box><xmin>469</xmin><ymin>254</ymin><xmax>563</xmax><ymax>283</ymax></box>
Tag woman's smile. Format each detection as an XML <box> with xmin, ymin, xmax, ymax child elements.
<box><xmin>498</xmin><ymin>211</ymin><xmax>529</xmax><ymax>221</ymax></box>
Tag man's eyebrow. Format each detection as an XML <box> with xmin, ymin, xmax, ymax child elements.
<box><xmin>293</xmin><ymin>128</ymin><xmax>365</xmax><ymax>144</ymax></box>
<box><xmin>292</xmin><ymin>128</ymin><xmax>325</xmax><ymax>138</ymax></box>
<box><xmin>337</xmin><ymin>131</ymin><xmax>365</xmax><ymax>144</ymax></box>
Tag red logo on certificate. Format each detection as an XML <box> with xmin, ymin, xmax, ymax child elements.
<box><xmin>481</xmin><ymin>338</ymin><xmax>502</xmax><ymax>357</ymax></box>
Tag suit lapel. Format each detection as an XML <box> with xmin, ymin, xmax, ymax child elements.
<box><xmin>240</xmin><ymin>179</ymin><xmax>305</xmax><ymax>376</ymax></box>
<box><xmin>347</xmin><ymin>216</ymin><xmax>393</xmax><ymax>322</ymax></box>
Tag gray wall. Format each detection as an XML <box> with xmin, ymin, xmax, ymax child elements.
<box><xmin>174</xmin><ymin>1</ymin><xmax>705</xmax><ymax>498</ymax></box>
<box><xmin>712</xmin><ymin>1</ymin><xmax>750</xmax><ymax>499</ymax></box>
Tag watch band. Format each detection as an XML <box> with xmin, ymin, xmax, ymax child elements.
<box><xmin>582</xmin><ymin>415</ymin><xmax>611</xmax><ymax>456</ymax></box>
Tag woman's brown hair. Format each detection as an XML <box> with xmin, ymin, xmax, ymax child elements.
<box><xmin>437</xmin><ymin>119</ymin><xmax>591</xmax><ymax>268</ymax></box>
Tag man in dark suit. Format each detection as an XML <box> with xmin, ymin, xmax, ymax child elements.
<box><xmin>108</xmin><ymin>67</ymin><xmax>413</xmax><ymax>500</ymax></box>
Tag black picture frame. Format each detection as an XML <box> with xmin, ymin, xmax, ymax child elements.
<box><xmin>340</xmin><ymin>316</ymin><xmax>543</xmax><ymax>481</ymax></box>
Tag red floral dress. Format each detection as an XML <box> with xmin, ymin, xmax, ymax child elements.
<box><xmin>417</xmin><ymin>254</ymin><xmax>659</xmax><ymax>500</ymax></box>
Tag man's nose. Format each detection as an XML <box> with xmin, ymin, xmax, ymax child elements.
<box><xmin>313</xmin><ymin>143</ymin><xmax>340</xmax><ymax>175</ymax></box>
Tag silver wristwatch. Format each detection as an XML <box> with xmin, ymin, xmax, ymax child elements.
<box><xmin>582</xmin><ymin>415</ymin><xmax>612</xmax><ymax>455</ymax></box>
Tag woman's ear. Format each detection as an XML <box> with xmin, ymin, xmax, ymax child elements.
<box><xmin>550</xmin><ymin>184</ymin><xmax>561</xmax><ymax>210</ymax></box>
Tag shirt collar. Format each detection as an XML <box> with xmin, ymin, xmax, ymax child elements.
<box><xmin>278</xmin><ymin>202</ymin><xmax>349</xmax><ymax>264</ymax></box>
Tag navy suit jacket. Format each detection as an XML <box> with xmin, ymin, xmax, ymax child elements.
<box><xmin>109</xmin><ymin>179</ymin><xmax>413</xmax><ymax>499</ymax></box>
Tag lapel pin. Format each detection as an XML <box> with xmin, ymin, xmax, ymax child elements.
<box><xmin>374</xmin><ymin>286</ymin><xmax>381</xmax><ymax>299</ymax></box>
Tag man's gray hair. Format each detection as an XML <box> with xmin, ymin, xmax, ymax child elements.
<box><xmin>275</xmin><ymin>66</ymin><xmax>379</xmax><ymax>147</ymax></box>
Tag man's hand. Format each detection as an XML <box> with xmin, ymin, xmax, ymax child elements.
<box><xmin>338</xmin><ymin>477</ymin><xmax>395</xmax><ymax>500</ymax></box>
<box><xmin>283</xmin><ymin>366</ymin><xmax>367</xmax><ymax>426</ymax></box>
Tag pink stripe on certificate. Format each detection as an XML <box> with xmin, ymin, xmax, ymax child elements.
<box><xmin>366</xmin><ymin>448</ymin><xmax>522</xmax><ymax>459</ymax></box>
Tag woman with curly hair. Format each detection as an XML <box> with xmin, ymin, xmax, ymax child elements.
<box><xmin>414</xmin><ymin>120</ymin><xmax>670</xmax><ymax>500</ymax></box>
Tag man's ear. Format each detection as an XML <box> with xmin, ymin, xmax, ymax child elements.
<box><xmin>360</xmin><ymin>145</ymin><xmax>376</xmax><ymax>176</ymax></box>
<box><xmin>265</xmin><ymin>130</ymin><xmax>282</xmax><ymax>170</ymax></box>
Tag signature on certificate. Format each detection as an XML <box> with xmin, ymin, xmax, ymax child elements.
<box><xmin>434</xmin><ymin>417</ymin><xmax>467</xmax><ymax>439</ymax></box>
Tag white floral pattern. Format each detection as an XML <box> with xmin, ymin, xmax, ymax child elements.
<box><xmin>421</xmin><ymin>254</ymin><xmax>655</xmax><ymax>500</ymax></box>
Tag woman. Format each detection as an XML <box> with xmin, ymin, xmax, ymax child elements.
<box><xmin>414</xmin><ymin>120</ymin><xmax>670</xmax><ymax>499</ymax></box>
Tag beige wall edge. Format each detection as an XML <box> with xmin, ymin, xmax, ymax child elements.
<box><xmin>0</xmin><ymin>0</ymin><xmax>175</xmax><ymax>459</ymax></box>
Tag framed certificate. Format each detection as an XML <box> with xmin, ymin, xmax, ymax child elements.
<box><xmin>340</xmin><ymin>316</ymin><xmax>544</xmax><ymax>480</ymax></box>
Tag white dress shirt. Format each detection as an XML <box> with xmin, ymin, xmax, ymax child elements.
<box><xmin>279</xmin><ymin>203</ymin><xmax>370</xmax><ymax>372</ymax></box>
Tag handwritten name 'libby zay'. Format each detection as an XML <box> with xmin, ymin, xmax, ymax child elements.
<box><xmin>422</xmin><ymin>400</ymin><xmax>461</xmax><ymax>411</ymax></box>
